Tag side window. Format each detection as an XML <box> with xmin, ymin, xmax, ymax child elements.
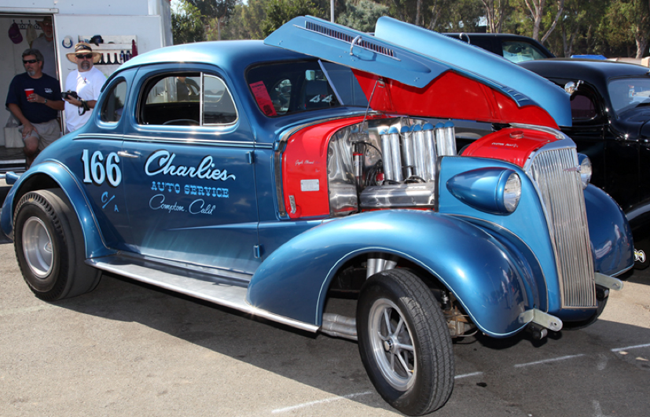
<box><xmin>140</xmin><ymin>73</ymin><xmax>200</xmax><ymax>126</ymax></box>
<box><xmin>138</xmin><ymin>72</ymin><xmax>236</xmax><ymax>127</ymax></box>
<box><xmin>203</xmin><ymin>75</ymin><xmax>237</xmax><ymax>125</ymax></box>
<box><xmin>570</xmin><ymin>93</ymin><xmax>598</xmax><ymax>120</ymax></box>
<box><xmin>100</xmin><ymin>80</ymin><xmax>127</xmax><ymax>123</ymax></box>
<box><xmin>247</xmin><ymin>60</ymin><xmax>340</xmax><ymax>117</ymax></box>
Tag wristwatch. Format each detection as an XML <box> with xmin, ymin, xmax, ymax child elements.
<box><xmin>44</xmin><ymin>98</ymin><xmax>48</xmax><ymax>104</ymax></box>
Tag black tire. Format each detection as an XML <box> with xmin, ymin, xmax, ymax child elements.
<box><xmin>357</xmin><ymin>269</ymin><xmax>454</xmax><ymax>416</ymax></box>
<box><xmin>13</xmin><ymin>189</ymin><xmax>101</xmax><ymax>301</ymax></box>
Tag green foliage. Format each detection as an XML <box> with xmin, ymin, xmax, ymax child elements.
<box><xmin>172</xmin><ymin>0</ymin><xmax>206</xmax><ymax>44</ymax></box>
<box><xmin>179</xmin><ymin>0</ymin><xmax>650</xmax><ymax>57</ymax></box>
<box><xmin>337</xmin><ymin>0</ymin><xmax>388</xmax><ymax>32</ymax></box>
<box><xmin>261</xmin><ymin>0</ymin><xmax>327</xmax><ymax>37</ymax></box>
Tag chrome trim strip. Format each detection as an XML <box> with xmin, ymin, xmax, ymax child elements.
<box><xmin>509</xmin><ymin>123</ymin><xmax>567</xmax><ymax>140</ymax></box>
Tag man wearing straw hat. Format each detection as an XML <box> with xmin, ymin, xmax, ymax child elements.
<box><xmin>63</xmin><ymin>42</ymin><xmax>106</xmax><ymax>133</ymax></box>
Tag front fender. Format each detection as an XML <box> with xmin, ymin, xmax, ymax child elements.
<box><xmin>248</xmin><ymin>210</ymin><xmax>540</xmax><ymax>338</ymax></box>
<box><xmin>584</xmin><ymin>185</ymin><xmax>634</xmax><ymax>276</ymax></box>
<box><xmin>0</xmin><ymin>161</ymin><xmax>112</xmax><ymax>259</ymax></box>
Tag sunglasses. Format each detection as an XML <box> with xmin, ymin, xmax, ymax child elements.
<box><xmin>23</xmin><ymin>59</ymin><xmax>39</xmax><ymax>64</ymax></box>
<box><xmin>76</xmin><ymin>54</ymin><xmax>94</xmax><ymax>59</ymax></box>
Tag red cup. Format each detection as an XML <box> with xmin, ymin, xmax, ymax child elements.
<box><xmin>24</xmin><ymin>88</ymin><xmax>34</xmax><ymax>99</ymax></box>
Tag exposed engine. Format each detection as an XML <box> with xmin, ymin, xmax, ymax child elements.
<box><xmin>327</xmin><ymin>117</ymin><xmax>457</xmax><ymax>215</ymax></box>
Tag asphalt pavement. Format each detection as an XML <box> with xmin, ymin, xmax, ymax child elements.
<box><xmin>0</xmin><ymin>228</ymin><xmax>649</xmax><ymax>416</ymax></box>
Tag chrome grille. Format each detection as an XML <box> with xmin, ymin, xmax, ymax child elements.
<box><xmin>527</xmin><ymin>145</ymin><xmax>596</xmax><ymax>308</ymax></box>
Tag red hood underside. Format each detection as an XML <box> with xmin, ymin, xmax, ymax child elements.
<box><xmin>353</xmin><ymin>69</ymin><xmax>559</xmax><ymax>129</ymax></box>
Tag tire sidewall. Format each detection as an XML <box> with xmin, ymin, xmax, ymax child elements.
<box><xmin>357</xmin><ymin>273</ymin><xmax>437</xmax><ymax>414</ymax></box>
<box><xmin>13</xmin><ymin>192</ymin><xmax>73</xmax><ymax>300</ymax></box>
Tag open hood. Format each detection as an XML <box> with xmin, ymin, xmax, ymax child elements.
<box><xmin>264</xmin><ymin>16</ymin><xmax>571</xmax><ymax>128</ymax></box>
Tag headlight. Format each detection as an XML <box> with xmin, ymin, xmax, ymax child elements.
<box><xmin>502</xmin><ymin>172</ymin><xmax>521</xmax><ymax>213</ymax></box>
<box><xmin>578</xmin><ymin>154</ymin><xmax>592</xmax><ymax>189</ymax></box>
<box><xmin>447</xmin><ymin>168</ymin><xmax>522</xmax><ymax>215</ymax></box>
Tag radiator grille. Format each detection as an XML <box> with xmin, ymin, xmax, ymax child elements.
<box><xmin>527</xmin><ymin>146</ymin><xmax>596</xmax><ymax>308</ymax></box>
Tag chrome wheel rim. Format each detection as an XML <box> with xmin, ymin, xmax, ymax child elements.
<box><xmin>22</xmin><ymin>217</ymin><xmax>54</xmax><ymax>279</ymax></box>
<box><xmin>368</xmin><ymin>298</ymin><xmax>416</xmax><ymax>390</ymax></box>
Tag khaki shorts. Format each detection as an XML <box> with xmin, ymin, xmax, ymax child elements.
<box><xmin>20</xmin><ymin>119</ymin><xmax>61</xmax><ymax>151</ymax></box>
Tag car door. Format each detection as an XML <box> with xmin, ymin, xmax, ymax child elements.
<box><xmin>70</xmin><ymin>73</ymin><xmax>132</xmax><ymax>250</ymax></box>
<box><xmin>120</xmin><ymin>65</ymin><xmax>261</xmax><ymax>275</ymax></box>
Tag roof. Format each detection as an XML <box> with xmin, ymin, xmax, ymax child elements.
<box><xmin>520</xmin><ymin>59</ymin><xmax>650</xmax><ymax>82</ymax></box>
<box><xmin>115</xmin><ymin>40</ymin><xmax>307</xmax><ymax>77</ymax></box>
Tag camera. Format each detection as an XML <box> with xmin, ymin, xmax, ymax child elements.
<box><xmin>61</xmin><ymin>91</ymin><xmax>79</xmax><ymax>100</ymax></box>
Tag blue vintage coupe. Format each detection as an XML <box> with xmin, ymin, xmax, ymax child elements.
<box><xmin>0</xmin><ymin>17</ymin><xmax>634</xmax><ymax>415</ymax></box>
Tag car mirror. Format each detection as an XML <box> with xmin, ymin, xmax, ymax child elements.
<box><xmin>564</xmin><ymin>80</ymin><xmax>583</xmax><ymax>95</ymax></box>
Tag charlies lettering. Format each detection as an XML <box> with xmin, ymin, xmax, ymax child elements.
<box><xmin>145</xmin><ymin>150</ymin><xmax>237</xmax><ymax>181</ymax></box>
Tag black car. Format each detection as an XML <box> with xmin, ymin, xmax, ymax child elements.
<box><xmin>520</xmin><ymin>59</ymin><xmax>650</xmax><ymax>267</ymax></box>
<box><xmin>443</xmin><ymin>32</ymin><xmax>554</xmax><ymax>63</ymax></box>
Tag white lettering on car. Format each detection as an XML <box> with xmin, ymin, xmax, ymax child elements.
<box><xmin>144</xmin><ymin>150</ymin><xmax>236</xmax><ymax>181</ymax></box>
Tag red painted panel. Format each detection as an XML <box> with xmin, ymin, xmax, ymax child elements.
<box><xmin>353</xmin><ymin>70</ymin><xmax>558</xmax><ymax>129</ymax></box>
<box><xmin>282</xmin><ymin>116</ymin><xmax>369</xmax><ymax>219</ymax></box>
<box><xmin>462</xmin><ymin>128</ymin><xmax>559</xmax><ymax>167</ymax></box>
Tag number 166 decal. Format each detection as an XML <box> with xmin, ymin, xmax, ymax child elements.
<box><xmin>81</xmin><ymin>150</ymin><xmax>122</xmax><ymax>187</ymax></box>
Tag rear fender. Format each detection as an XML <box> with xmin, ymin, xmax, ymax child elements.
<box><xmin>248</xmin><ymin>210</ymin><xmax>541</xmax><ymax>338</ymax></box>
<box><xmin>0</xmin><ymin>161</ymin><xmax>112</xmax><ymax>259</ymax></box>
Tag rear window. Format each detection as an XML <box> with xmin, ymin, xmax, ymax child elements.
<box><xmin>247</xmin><ymin>60</ymin><xmax>342</xmax><ymax>117</ymax></box>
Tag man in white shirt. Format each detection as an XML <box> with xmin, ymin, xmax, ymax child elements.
<box><xmin>63</xmin><ymin>42</ymin><xmax>106</xmax><ymax>133</ymax></box>
<box><xmin>31</xmin><ymin>16</ymin><xmax>56</xmax><ymax>78</ymax></box>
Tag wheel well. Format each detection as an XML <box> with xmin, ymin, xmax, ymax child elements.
<box><xmin>327</xmin><ymin>253</ymin><xmax>447</xmax><ymax>296</ymax></box>
<box><xmin>13</xmin><ymin>174</ymin><xmax>60</xmax><ymax>211</ymax></box>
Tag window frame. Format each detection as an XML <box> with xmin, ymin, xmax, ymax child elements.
<box><xmin>136</xmin><ymin>71</ymin><xmax>238</xmax><ymax>128</ymax></box>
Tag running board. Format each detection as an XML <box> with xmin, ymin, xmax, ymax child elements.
<box><xmin>88</xmin><ymin>255</ymin><xmax>319</xmax><ymax>333</ymax></box>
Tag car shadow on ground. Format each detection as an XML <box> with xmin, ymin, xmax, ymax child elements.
<box><xmin>43</xmin><ymin>270</ymin><xmax>650</xmax><ymax>415</ymax></box>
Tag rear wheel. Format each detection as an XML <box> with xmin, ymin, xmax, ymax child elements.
<box><xmin>13</xmin><ymin>189</ymin><xmax>101</xmax><ymax>301</ymax></box>
<box><xmin>357</xmin><ymin>269</ymin><xmax>454</xmax><ymax>416</ymax></box>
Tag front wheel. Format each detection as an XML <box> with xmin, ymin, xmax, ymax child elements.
<box><xmin>357</xmin><ymin>269</ymin><xmax>454</xmax><ymax>416</ymax></box>
<box><xmin>13</xmin><ymin>189</ymin><xmax>101</xmax><ymax>301</ymax></box>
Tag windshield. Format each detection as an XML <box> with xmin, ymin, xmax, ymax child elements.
<box><xmin>608</xmin><ymin>77</ymin><xmax>650</xmax><ymax>114</ymax></box>
<box><xmin>246</xmin><ymin>60</ymin><xmax>367</xmax><ymax>117</ymax></box>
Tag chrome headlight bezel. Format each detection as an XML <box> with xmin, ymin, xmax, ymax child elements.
<box><xmin>501</xmin><ymin>171</ymin><xmax>522</xmax><ymax>213</ymax></box>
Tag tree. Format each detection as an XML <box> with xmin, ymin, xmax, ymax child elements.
<box><xmin>480</xmin><ymin>0</ymin><xmax>511</xmax><ymax>33</ymax></box>
<box><xmin>186</xmin><ymin>0</ymin><xmax>238</xmax><ymax>40</ymax></box>
<box><xmin>171</xmin><ymin>1</ymin><xmax>205</xmax><ymax>44</ymax></box>
<box><xmin>337</xmin><ymin>0</ymin><xmax>389</xmax><ymax>32</ymax></box>
<box><xmin>515</xmin><ymin>0</ymin><xmax>565</xmax><ymax>42</ymax></box>
<box><xmin>605</xmin><ymin>0</ymin><xmax>650</xmax><ymax>58</ymax></box>
<box><xmin>261</xmin><ymin>0</ymin><xmax>326</xmax><ymax>36</ymax></box>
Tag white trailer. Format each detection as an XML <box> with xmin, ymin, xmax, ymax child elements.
<box><xmin>0</xmin><ymin>0</ymin><xmax>172</xmax><ymax>170</ymax></box>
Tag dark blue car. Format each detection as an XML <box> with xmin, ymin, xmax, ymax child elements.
<box><xmin>0</xmin><ymin>17</ymin><xmax>634</xmax><ymax>415</ymax></box>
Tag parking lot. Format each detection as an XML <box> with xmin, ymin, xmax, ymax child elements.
<box><xmin>0</xmin><ymin>238</ymin><xmax>649</xmax><ymax>416</ymax></box>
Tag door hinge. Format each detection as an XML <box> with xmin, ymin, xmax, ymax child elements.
<box><xmin>253</xmin><ymin>245</ymin><xmax>261</xmax><ymax>258</ymax></box>
<box><xmin>247</xmin><ymin>151</ymin><xmax>255</xmax><ymax>164</ymax></box>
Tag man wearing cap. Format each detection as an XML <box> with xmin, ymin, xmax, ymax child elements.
<box><xmin>63</xmin><ymin>42</ymin><xmax>106</xmax><ymax>133</ymax></box>
<box><xmin>6</xmin><ymin>48</ymin><xmax>64</xmax><ymax>168</ymax></box>
<box><xmin>31</xmin><ymin>16</ymin><xmax>56</xmax><ymax>78</ymax></box>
